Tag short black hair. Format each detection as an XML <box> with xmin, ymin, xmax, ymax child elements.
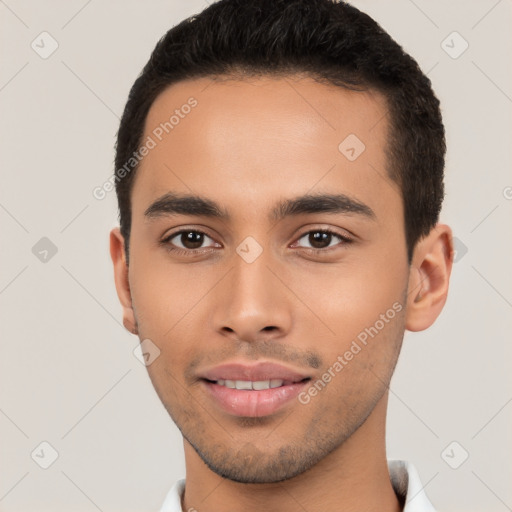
<box><xmin>114</xmin><ymin>0</ymin><xmax>445</xmax><ymax>264</ymax></box>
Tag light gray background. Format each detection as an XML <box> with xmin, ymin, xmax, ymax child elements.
<box><xmin>1</xmin><ymin>1</ymin><xmax>511</xmax><ymax>511</ymax></box>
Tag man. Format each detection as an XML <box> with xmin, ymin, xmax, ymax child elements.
<box><xmin>110</xmin><ymin>0</ymin><xmax>453</xmax><ymax>510</ymax></box>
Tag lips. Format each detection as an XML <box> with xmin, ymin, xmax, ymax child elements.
<box><xmin>199</xmin><ymin>362</ymin><xmax>312</xmax><ymax>417</ymax></box>
<box><xmin>215</xmin><ymin>378</ymin><xmax>287</xmax><ymax>390</ymax></box>
<box><xmin>200</xmin><ymin>362</ymin><xmax>310</xmax><ymax>383</ymax></box>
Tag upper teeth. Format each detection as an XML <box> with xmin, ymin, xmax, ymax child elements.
<box><xmin>216</xmin><ymin>379</ymin><xmax>284</xmax><ymax>390</ymax></box>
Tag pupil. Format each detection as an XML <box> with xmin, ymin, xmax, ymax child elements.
<box><xmin>309</xmin><ymin>231</ymin><xmax>330</xmax><ymax>249</ymax></box>
<box><xmin>182</xmin><ymin>231</ymin><xmax>204</xmax><ymax>249</ymax></box>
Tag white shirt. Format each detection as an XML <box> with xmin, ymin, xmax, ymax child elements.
<box><xmin>159</xmin><ymin>459</ymin><xmax>436</xmax><ymax>511</ymax></box>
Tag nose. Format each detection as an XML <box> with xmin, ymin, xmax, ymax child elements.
<box><xmin>211</xmin><ymin>248</ymin><xmax>293</xmax><ymax>344</ymax></box>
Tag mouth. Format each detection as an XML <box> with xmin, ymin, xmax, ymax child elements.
<box><xmin>203</xmin><ymin>378</ymin><xmax>309</xmax><ymax>390</ymax></box>
<box><xmin>198</xmin><ymin>362</ymin><xmax>312</xmax><ymax>418</ymax></box>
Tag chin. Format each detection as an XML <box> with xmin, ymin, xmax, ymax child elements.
<box><xmin>185</xmin><ymin>432</ymin><xmax>341</xmax><ymax>484</ymax></box>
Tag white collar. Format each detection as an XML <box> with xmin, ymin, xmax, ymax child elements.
<box><xmin>159</xmin><ymin>459</ymin><xmax>436</xmax><ymax>512</ymax></box>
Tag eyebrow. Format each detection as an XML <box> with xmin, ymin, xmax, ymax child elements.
<box><xmin>270</xmin><ymin>192</ymin><xmax>375</xmax><ymax>221</ymax></box>
<box><xmin>144</xmin><ymin>192</ymin><xmax>376</xmax><ymax>222</ymax></box>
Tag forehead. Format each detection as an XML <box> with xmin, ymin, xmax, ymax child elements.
<box><xmin>132</xmin><ymin>75</ymin><xmax>399</xmax><ymax>225</ymax></box>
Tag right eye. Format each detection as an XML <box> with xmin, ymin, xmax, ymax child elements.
<box><xmin>161</xmin><ymin>229</ymin><xmax>221</xmax><ymax>254</ymax></box>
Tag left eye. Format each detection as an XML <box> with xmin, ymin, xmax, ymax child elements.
<box><xmin>294</xmin><ymin>230</ymin><xmax>351</xmax><ymax>250</ymax></box>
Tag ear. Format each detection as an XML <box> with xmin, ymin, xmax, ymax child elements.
<box><xmin>405</xmin><ymin>223</ymin><xmax>454</xmax><ymax>332</ymax></box>
<box><xmin>110</xmin><ymin>227</ymin><xmax>138</xmax><ymax>335</ymax></box>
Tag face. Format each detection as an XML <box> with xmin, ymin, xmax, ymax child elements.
<box><xmin>122</xmin><ymin>76</ymin><xmax>411</xmax><ymax>483</ymax></box>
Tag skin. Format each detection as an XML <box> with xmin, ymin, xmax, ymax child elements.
<box><xmin>110</xmin><ymin>75</ymin><xmax>453</xmax><ymax>512</ymax></box>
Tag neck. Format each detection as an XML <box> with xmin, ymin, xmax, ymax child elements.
<box><xmin>181</xmin><ymin>392</ymin><xmax>401</xmax><ymax>512</ymax></box>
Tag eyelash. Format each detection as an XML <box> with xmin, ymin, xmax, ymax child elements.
<box><xmin>161</xmin><ymin>229</ymin><xmax>219</xmax><ymax>257</ymax></box>
<box><xmin>160</xmin><ymin>228</ymin><xmax>353</xmax><ymax>257</ymax></box>
<box><xmin>291</xmin><ymin>229</ymin><xmax>354</xmax><ymax>254</ymax></box>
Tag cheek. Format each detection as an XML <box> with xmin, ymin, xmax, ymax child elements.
<box><xmin>128</xmin><ymin>252</ymin><xmax>215</xmax><ymax>382</ymax></box>
<box><xmin>297</xmin><ymin>303</ymin><xmax>406</xmax><ymax>427</ymax></box>
<box><xmin>129</xmin><ymin>246</ymin><xmax>216</xmax><ymax>340</ymax></box>
<box><xmin>286</xmin><ymin>259</ymin><xmax>407</xmax><ymax>344</ymax></box>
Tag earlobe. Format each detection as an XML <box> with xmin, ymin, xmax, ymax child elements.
<box><xmin>109</xmin><ymin>228</ymin><xmax>138</xmax><ymax>335</ymax></box>
<box><xmin>405</xmin><ymin>224</ymin><xmax>454</xmax><ymax>332</ymax></box>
